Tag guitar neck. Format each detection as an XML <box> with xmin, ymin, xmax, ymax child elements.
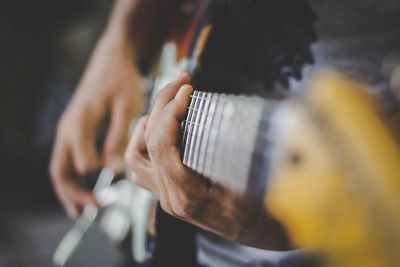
<box><xmin>180</xmin><ymin>91</ymin><xmax>277</xmax><ymax>196</ymax></box>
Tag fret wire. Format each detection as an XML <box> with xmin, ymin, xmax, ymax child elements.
<box><xmin>186</xmin><ymin>91</ymin><xmax>199</xmax><ymax>164</ymax></box>
<box><xmin>184</xmin><ymin>93</ymin><xmax>196</xmax><ymax>163</ymax></box>
<box><xmin>185</xmin><ymin>91</ymin><xmax>200</xmax><ymax>165</ymax></box>
<box><xmin>191</xmin><ymin>92</ymin><xmax>208</xmax><ymax>169</ymax></box>
<box><xmin>197</xmin><ymin>92</ymin><xmax>215</xmax><ymax>173</ymax></box>
<box><xmin>188</xmin><ymin>92</ymin><xmax>205</xmax><ymax>166</ymax></box>
<box><xmin>183</xmin><ymin>92</ymin><xmax>198</xmax><ymax>164</ymax></box>
<box><xmin>194</xmin><ymin>92</ymin><xmax>212</xmax><ymax>170</ymax></box>
<box><xmin>183</xmin><ymin>92</ymin><xmax>197</xmax><ymax>164</ymax></box>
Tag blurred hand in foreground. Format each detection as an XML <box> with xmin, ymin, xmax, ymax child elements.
<box><xmin>50</xmin><ymin>30</ymin><xmax>143</xmax><ymax>218</ymax></box>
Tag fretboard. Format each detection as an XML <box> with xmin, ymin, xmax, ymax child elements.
<box><xmin>181</xmin><ymin>91</ymin><xmax>277</xmax><ymax>195</ymax></box>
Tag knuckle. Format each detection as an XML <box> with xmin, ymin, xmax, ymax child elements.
<box><xmin>146</xmin><ymin>138</ymin><xmax>162</xmax><ymax>159</ymax></box>
<box><xmin>75</xmin><ymin>158</ymin><xmax>91</xmax><ymax>175</ymax></box>
<box><xmin>144</xmin><ymin>129</ymin><xmax>159</xmax><ymax>154</ymax></box>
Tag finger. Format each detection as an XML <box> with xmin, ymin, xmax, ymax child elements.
<box><xmin>70</xmin><ymin>134</ymin><xmax>100</xmax><ymax>175</ymax></box>
<box><xmin>146</xmin><ymin>84</ymin><xmax>193</xmax><ymax>162</ymax></box>
<box><xmin>102</xmin><ymin>97</ymin><xmax>133</xmax><ymax>172</ymax></box>
<box><xmin>146</xmin><ymin>71</ymin><xmax>190</xmax><ymax>135</ymax></box>
<box><xmin>66</xmin><ymin>179</ymin><xmax>99</xmax><ymax>206</ymax></box>
<box><xmin>125</xmin><ymin>116</ymin><xmax>173</xmax><ymax>208</ymax></box>
<box><xmin>147</xmin><ymin>85</ymin><xmax>209</xmax><ymax>211</ymax></box>
<box><xmin>162</xmin><ymin>84</ymin><xmax>194</xmax><ymax>146</ymax></box>
<box><xmin>125</xmin><ymin>115</ymin><xmax>157</xmax><ymax>192</ymax></box>
<box><xmin>50</xmin><ymin>136</ymin><xmax>79</xmax><ymax>218</ymax></box>
<box><xmin>56</xmin><ymin>178</ymin><xmax>99</xmax><ymax>218</ymax></box>
<box><xmin>50</xmin><ymin>143</ymin><xmax>98</xmax><ymax>218</ymax></box>
<box><xmin>125</xmin><ymin>115</ymin><xmax>149</xmax><ymax>164</ymax></box>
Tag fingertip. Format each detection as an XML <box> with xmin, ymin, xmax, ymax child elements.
<box><xmin>172</xmin><ymin>70</ymin><xmax>191</xmax><ymax>84</ymax></box>
<box><xmin>74</xmin><ymin>151</ymin><xmax>100</xmax><ymax>176</ymax></box>
<box><xmin>66</xmin><ymin>204</ymin><xmax>79</xmax><ymax>219</ymax></box>
<box><xmin>176</xmin><ymin>84</ymin><xmax>194</xmax><ymax>101</ymax></box>
<box><xmin>104</xmin><ymin>155</ymin><xmax>125</xmax><ymax>173</ymax></box>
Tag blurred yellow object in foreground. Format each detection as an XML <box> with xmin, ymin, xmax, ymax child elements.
<box><xmin>267</xmin><ymin>71</ymin><xmax>400</xmax><ymax>267</ymax></box>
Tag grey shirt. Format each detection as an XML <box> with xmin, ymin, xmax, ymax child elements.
<box><xmin>197</xmin><ymin>1</ymin><xmax>400</xmax><ymax>266</ymax></box>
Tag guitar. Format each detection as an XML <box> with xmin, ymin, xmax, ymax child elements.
<box><xmin>179</xmin><ymin>70</ymin><xmax>400</xmax><ymax>267</ymax></box>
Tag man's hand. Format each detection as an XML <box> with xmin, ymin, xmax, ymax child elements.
<box><xmin>50</xmin><ymin>32</ymin><xmax>143</xmax><ymax>219</ymax></box>
<box><xmin>125</xmin><ymin>71</ymin><xmax>291</xmax><ymax>250</ymax></box>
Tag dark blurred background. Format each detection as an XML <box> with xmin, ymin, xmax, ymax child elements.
<box><xmin>0</xmin><ymin>1</ymin><xmax>132</xmax><ymax>266</ymax></box>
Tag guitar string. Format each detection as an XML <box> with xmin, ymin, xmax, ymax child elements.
<box><xmin>182</xmin><ymin>94</ymin><xmax>274</xmax><ymax>168</ymax></box>
<box><xmin>198</xmin><ymin>93</ymin><xmax>221</xmax><ymax>174</ymax></box>
<box><xmin>183</xmin><ymin>103</ymin><xmax>273</xmax><ymax>142</ymax></box>
<box><xmin>182</xmin><ymin>93</ymin><xmax>275</xmax><ymax>194</ymax></box>
<box><xmin>182</xmin><ymin>120</ymin><xmax>272</xmax><ymax>155</ymax></box>
<box><xmin>187</xmin><ymin>93</ymin><xmax>272</xmax><ymax>123</ymax></box>
<box><xmin>183</xmin><ymin>95</ymin><xmax>273</xmax><ymax>150</ymax></box>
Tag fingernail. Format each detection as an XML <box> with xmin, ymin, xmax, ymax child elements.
<box><xmin>172</xmin><ymin>70</ymin><xmax>187</xmax><ymax>82</ymax></box>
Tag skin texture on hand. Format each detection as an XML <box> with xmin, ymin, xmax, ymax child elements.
<box><xmin>125</xmin><ymin>71</ymin><xmax>292</xmax><ymax>250</ymax></box>
<box><xmin>49</xmin><ymin>31</ymin><xmax>143</xmax><ymax>219</ymax></box>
